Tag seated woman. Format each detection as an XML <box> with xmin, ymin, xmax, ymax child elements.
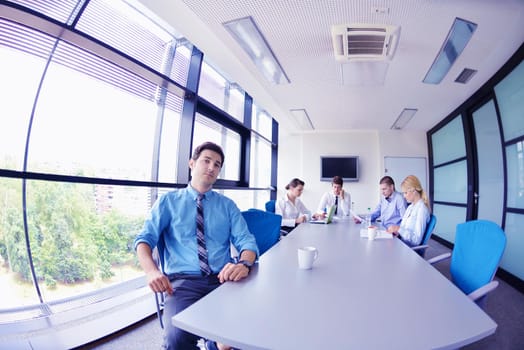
<box><xmin>387</xmin><ymin>175</ymin><xmax>430</xmax><ymax>247</ymax></box>
<box><xmin>276</xmin><ymin>178</ymin><xmax>317</xmax><ymax>235</ymax></box>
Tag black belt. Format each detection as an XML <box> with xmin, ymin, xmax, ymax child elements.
<box><xmin>167</xmin><ymin>272</ymin><xmax>219</xmax><ymax>281</ymax></box>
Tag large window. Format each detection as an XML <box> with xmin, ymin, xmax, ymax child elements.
<box><xmin>428</xmin><ymin>48</ymin><xmax>524</xmax><ymax>287</ymax></box>
<box><xmin>193</xmin><ymin>113</ymin><xmax>242</xmax><ymax>181</ymax></box>
<box><xmin>430</xmin><ymin>115</ymin><xmax>467</xmax><ymax>242</ymax></box>
<box><xmin>0</xmin><ymin>0</ymin><xmax>279</xmax><ymax>338</ymax></box>
<box><xmin>495</xmin><ymin>60</ymin><xmax>524</xmax><ymax>282</ymax></box>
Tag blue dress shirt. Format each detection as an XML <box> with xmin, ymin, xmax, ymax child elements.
<box><xmin>370</xmin><ymin>191</ymin><xmax>407</xmax><ymax>229</ymax></box>
<box><xmin>134</xmin><ymin>185</ymin><xmax>258</xmax><ymax>275</ymax></box>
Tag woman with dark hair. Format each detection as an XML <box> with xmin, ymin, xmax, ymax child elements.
<box><xmin>276</xmin><ymin>178</ymin><xmax>317</xmax><ymax>234</ymax></box>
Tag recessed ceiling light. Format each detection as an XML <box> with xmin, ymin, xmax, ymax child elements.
<box><xmin>223</xmin><ymin>16</ymin><xmax>289</xmax><ymax>85</ymax></box>
<box><xmin>391</xmin><ymin>108</ymin><xmax>418</xmax><ymax>130</ymax></box>
<box><xmin>423</xmin><ymin>18</ymin><xmax>477</xmax><ymax>84</ymax></box>
<box><xmin>289</xmin><ymin>109</ymin><xmax>314</xmax><ymax>130</ymax></box>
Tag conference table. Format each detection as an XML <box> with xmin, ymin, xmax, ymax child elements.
<box><xmin>172</xmin><ymin>218</ymin><xmax>497</xmax><ymax>349</ymax></box>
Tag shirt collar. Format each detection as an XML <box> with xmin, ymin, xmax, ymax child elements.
<box><xmin>187</xmin><ymin>184</ymin><xmax>211</xmax><ymax>200</ymax></box>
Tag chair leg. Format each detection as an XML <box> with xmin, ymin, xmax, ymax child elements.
<box><xmin>155</xmin><ymin>292</ymin><xmax>165</xmax><ymax>329</ymax></box>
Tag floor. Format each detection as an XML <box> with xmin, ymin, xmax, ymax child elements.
<box><xmin>79</xmin><ymin>238</ymin><xmax>524</xmax><ymax>350</ymax></box>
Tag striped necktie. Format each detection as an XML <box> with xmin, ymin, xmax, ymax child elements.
<box><xmin>334</xmin><ymin>195</ymin><xmax>338</xmax><ymax>215</ymax></box>
<box><xmin>196</xmin><ymin>194</ymin><xmax>211</xmax><ymax>275</ymax></box>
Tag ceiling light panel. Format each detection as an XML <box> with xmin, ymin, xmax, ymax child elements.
<box><xmin>290</xmin><ymin>109</ymin><xmax>314</xmax><ymax>130</ymax></box>
<box><xmin>423</xmin><ymin>17</ymin><xmax>477</xmax><ymax>84</ymax></box>
<box><xmin>391</xmin><ymin>108</ymin><xmax>418</xmax><ymax>130</ymax></box>
<box><xmin>223</xmin><ymin>16</ymin><xmax>289</xmax><ymax>84</ymax></box>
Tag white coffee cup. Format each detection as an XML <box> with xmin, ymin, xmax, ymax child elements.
<box><xmin>367</xmin><ymin>226</ymin><xmax>378</xmax><ymax>240</ymax></box>
<box><xmin>298</xmin><ymin>246</ymin><xmax>319</xmax><ymax>269</ymax></box>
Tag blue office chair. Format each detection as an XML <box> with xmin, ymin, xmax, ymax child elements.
<box><xmin>265</xmin><ymin>200</ymin><xmax>276</xmax><ymax>213</ymax></box>
<box><xmin>427</xmin><ymin>219</ymin><xmax>506</xmax><ymax>307</ymax></box>
<box><xmin>242</xmin><ymin>208</ymin><xmax>282</xmax><ymax>256</ymax></box>
<box><xmin>411</xmin><ymin>214</ymin><xmax>437</xmax><ymax>257</ymax></box>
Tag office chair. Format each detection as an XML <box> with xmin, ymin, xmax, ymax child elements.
<box><xmin>411</xmin><ymin>214</ymin><xmax>437</xmax><ymax>257</ymax></box>
<box><xmin>242</xmin><ymin>209</ymin><xmax>282</xmax><ymax>256</ymax></box>
<box><xmin>153</xmin><ymin>233</ymin><xmax>166</xmax><ymax>328</ymax></box>
<box><xmin>265</xmin><ymin>200</ymin><xmax>276</xmax><ymax>213</ymax></box>
<box><xmin>427</xmin><ymin>219</ymin><xmax>506</xmax><ymax>307</ymax></box>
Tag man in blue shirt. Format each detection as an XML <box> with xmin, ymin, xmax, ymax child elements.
<box><xmin>134</xmin><ymin>141</ymin><xmax>258</xmax><ymax>350</ymax></box>
<box><xmin>355</xmin><ymin>176</ymin><xmax>407</xmax><ymax>229</ymax></box>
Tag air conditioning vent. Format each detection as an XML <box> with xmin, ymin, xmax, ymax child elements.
<box><xmin>455</xmin><ymin>68</ymin><xmax>477</xmax><ymax>84</ymax></box>
<box><xmin>331</xmin><ymin>24</ymin><xmax>400</xmax><ymax>61</ymax></box>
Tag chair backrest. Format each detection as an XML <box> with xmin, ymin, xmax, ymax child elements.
<box><xmin>415</xmin><ymin>214</ymin><xmax>437</xmax><ymax>257</ymax></box>
<box><xmin>450</xmin><ymin>220</ymin><xmax>506</xmax><ymax>295</ymax></box>
<box><xmin>242</xmin><ymin>209</ymin><xmax>282</xmax><ymax>256</ymax></box>
<box><xmin>265</xmin><ymin>200</ymin><xmax>276</xmax><ymax>213</ymax></box>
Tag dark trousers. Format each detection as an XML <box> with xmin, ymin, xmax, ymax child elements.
<box><xmin>163</xmin><ymin>273</ymin><xmax>221</xmax><ymax>350</ymax></box>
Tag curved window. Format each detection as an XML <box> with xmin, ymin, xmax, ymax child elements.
<box><xmin>0</xmin><ymin>0</ymin><xmax>279</xmax><ymax>338</ymax></box>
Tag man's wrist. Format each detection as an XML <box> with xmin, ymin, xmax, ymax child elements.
<box><xmin>237</xmin><ymin>259</ymin><xmax>254</xmax><ymax>271</ymax></box>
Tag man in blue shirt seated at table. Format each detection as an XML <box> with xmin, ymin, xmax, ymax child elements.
<box><xmin>134</xmin><ymin>141</ymin><xmax>258</xmax><ymax>350</ymax></box>
<box><xmin>354</xmin><ymin>175</ymin><xmax>407</xmax><ymax>229</ymax></box>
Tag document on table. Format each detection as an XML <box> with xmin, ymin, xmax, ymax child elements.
<box><xmin>359</xmin><ymin>229</ymin><xmax>393</xmax><ymax>239</ymax></box>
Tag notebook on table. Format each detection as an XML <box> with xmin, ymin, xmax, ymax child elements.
<box><xmin>310</xmin><ymin>204</ymin><xmax>336</xmax><ymax>224</ymax></box>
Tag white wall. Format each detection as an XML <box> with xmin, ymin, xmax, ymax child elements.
<box><xmin>277</xmin><ymin>129</ymin><xmax>428</xmax><ymax>215</ymax></box>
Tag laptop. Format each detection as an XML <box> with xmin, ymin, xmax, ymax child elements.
<box><xmin>310</xmin><ymin>204</ymin><xmax>337</xmax><ymax>224</ymax></box>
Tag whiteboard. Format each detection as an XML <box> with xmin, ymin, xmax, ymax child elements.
<box><xmin>384</xmin><ymin>157</ymin><xmax>427</xmax><ymax>192</ymax></box>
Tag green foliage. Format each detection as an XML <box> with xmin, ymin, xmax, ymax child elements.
<box><xmin>1</xmin><ymin>178</ymin><xmax>145</xmax><ymax>287</ymax></box>
<box><xmin>0</xmin><ymin>179</ymin><xmax>31</xmax><ymax>279</ymax></box>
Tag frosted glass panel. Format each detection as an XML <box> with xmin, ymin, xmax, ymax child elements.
<box><xmin>495</xmin><ymin>60</ymin><xmax>524</xmax><ymax>141</ymax></box>
<box><xmin>433</xmin><ymin>160</ymin><xmax>467</xmax><ymax>204</ymax></box>
<box><xmin>431</xmin><ymin>116</ymin><xmax>466</xmax><ymax>166</ymax></box>
<box><xmin>501</xmin><ymin>213</ymin><xmax>524</xmax><ymax>280</ymax></box>
<box><xmin>432</xmin><ymin>204</ymin><xmax>467</xmax><ymax>243</ymax></box>
<box><xmin>506</xmin><ymin>141</ymin><xmax>524</xmax><ymax>209</ymax></box>
<box><xmin>472</xmin><ymin>100</ymin><xmax>504</xmax><ymax>225</ymax></box>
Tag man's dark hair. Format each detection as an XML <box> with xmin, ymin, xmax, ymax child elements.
<box><xmin>285</xmin><ymin>178</ymin><xmax>305</xmax><ymax>190</ymax></box>
<box><xmin>332</xmin><ymin>176</ymin><xmax>343</xmax><ymax>186</ymax></box>
<box><xmin>192</xmin><ymin>141</ymin><xmax>225</xmax><ymax>166</ymax></box>
<box><xmin>379</xmin><ymin>176</ymin><xmax>395</xmax><ymax>187</ymax></box>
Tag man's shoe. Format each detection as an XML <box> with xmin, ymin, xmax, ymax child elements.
<box><xmin>204</xmin><ymin>340</ymin><xmax>219</xmax><ymax>350</ymax></box>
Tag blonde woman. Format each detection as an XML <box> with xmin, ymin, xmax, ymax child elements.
<box><xmin>387</xmin><ymin>175</ymin><xmax>430</xmax><ymax>247</ymax></box>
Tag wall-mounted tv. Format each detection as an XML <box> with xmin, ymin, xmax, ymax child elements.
<box><xmin>320</xmin><ymin>156</ymin><xmax>359</xmax><ymax>182</ymax></box>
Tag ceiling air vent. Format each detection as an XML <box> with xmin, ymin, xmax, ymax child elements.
<box><xmin>331</xmin><ymin>24</ymin><xmax>400</xmax><ymax>62</ymax></box>
<box><xmin>455</xmin><ymin>68</ymin><xmax>477</xmax><ymax>84</ymax></box>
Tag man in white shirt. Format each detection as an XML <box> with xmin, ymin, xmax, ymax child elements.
<box><xmin>316</xmin><ymin>176</ymin><xmax>351</xmax><ymax>218</ymax></box>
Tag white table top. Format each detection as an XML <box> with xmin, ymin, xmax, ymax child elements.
<box><xmin>172</xmin><ymin>218</ymin><xmax>497</xmax><ymax>350</ymax></box>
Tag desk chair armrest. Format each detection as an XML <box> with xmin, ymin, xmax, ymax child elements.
<box><xmin>467</xmin><ymin>280</ymin><xmax>499</xmax><ymax>302</ymax></box>
<box><xmin>427</xmin><ymin>252</ymin><xmax>451</xmax><ymax>265</ymax></box>
<box><xmin>411</xmin><ymin>244</ymin><xmax>429</xmax><ymax>251</ymax></box>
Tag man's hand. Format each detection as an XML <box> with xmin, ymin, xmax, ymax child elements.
<box><xmin>147</xmin><ymin>269</ymin><xmax>173</xmax><ymax>295</ymax></box>
<box><xmin>218</xmin><ymin>262</ymin><xmax>249</xmax><ymax>283</ymax></box>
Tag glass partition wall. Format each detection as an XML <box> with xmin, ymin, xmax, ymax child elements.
<box><xmin>0</xmin><ymin>0</ymin><xmax>278</xmax><ymax>337</ymax></box>
<box><xmin>428</xmin><ymin>47</ymin><xmax>524</xmax><ymax>291</ymax></box>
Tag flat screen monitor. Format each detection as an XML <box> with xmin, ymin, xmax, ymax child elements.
<box><xmin>321</xmin><ymin>156</ymin><xmax>359</xmax><ymax>182</ymax></box>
